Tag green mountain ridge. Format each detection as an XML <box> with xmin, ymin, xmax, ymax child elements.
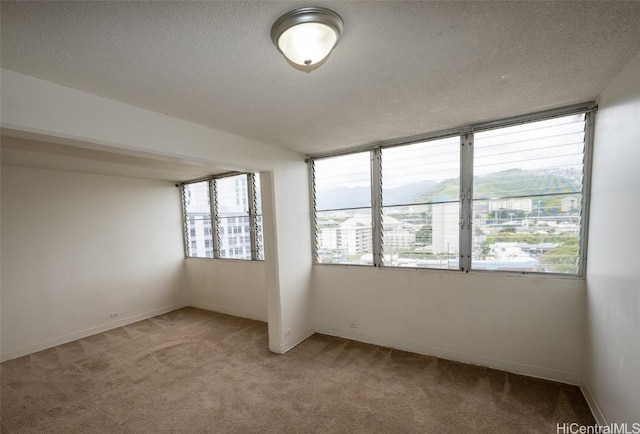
<box><xmin>316</xmin><ymin>168</ymin><xmax>582</xmax><ymax>211</ymax></box>
<box><xmin>418</xmin><ymin>168</ymin><xmax>582</xmax><ymax>204</ymax></box>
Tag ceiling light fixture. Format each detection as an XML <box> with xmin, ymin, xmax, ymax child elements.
<box><xmin>271</xmin><ymin>7</ymin><xmax>343</xmax><ymax>68</ymax></box>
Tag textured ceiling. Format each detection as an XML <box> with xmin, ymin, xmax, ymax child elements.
<box><xmin>2</xmin><ymin>1</ymin><xmax>640</xmax><ymax>157</ymax></box>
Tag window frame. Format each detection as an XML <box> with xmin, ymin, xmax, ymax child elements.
<box><xmin>180</xmin><ymin>172</ymin><xmax>263</xmax><ymax>261</ymax></box>
<box><xmin>309</xmin><ymin>102</ymin><xmax>596</xmax><ymax>277</ymax></box>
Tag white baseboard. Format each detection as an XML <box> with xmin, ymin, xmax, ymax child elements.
<box><xmin>580</xmin><ymin>381</ymin><xmax>607</xmax><ymax>426</ymax></box>
<box><xmin>317</xmin><ymin>325</ymin><xmax>580</xmax><ymax>385</ymax></box>
<box><xmin>269</xmin><ymin>327</ymin><xmax>316</xmax><ymax>354</ymax></box>
<box><xmin>0</xmin><ymin>303</ymin><xmax>187</xmax><ymax>362</ymax></box>
<box><xmin>191</xmin><ymin>304</ymin><xmax>313</xmax><ymax>354</ymax></box>
<box><xmin>189</xmin><ymin>302</ymin><xmax>267</xmax><ymax>323</ymax></box>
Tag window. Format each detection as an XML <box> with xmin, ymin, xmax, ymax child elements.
<box><xmin>472</xmin><ymin>114</ymin><xmax>587</xmax><ymax>274</ymax></box>
<box><xmin>217</xmin><ymin>174</ymin><xmax>251</xmax><ymax>260</ymax></box>
<box><xmin>253</xmin><ymin>173</ymin><xmax>265</xmax><ymax>260</ymax></box>
<box><xmin>183</xmin><ymin>181</ymin><xmax>213</xmax><ymax>258</ymax></box>
<box><xmin>381</xmin><ymin>137</ymin><xmax>460</xmax><ymax>269</ymax></box>
<box><xmin>313</xmin><ymin>152</ymin><xmax>372</xmax><ymax>265</ymax></box>
<box><xmin>311</xmin><ymin>105</ymin><xmax>594</xmax><ymax>275</ymax></box>
<box><xmin>181</xmin><ymin>173</ymin><xmax>263</xmax><ymax>261</ymax></box>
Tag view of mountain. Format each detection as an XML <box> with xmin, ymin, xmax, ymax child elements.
<box><xmin>316</xmin><ymin>185</ymin><xmax>371</xmax><ymax>210</ymax></box>
<box><xmin>316</xmin><ymin>180</ymin><xmax>436</xmax><ymax>210</ymax></box>
<box><xmin>384</xmin><ymin>180</ymin><xmax>437</xmax><ymax>206</ymax></box>
<box><xmin>472</xmin><ymin>168</ymin><xmax>582</xmax><ymax>199</ymax></box>
<box><xmin>317</xmin><ymin>168</ymin><xmax>582</xmax><ymax>211</ymax></box>
<box><xmin>418</xmin><ymin>168</ymin><xmax>583</xmax><ymax>204</ymax></box>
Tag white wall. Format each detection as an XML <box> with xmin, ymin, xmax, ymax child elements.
<box><xmin>261</xmin><ymin>169</ymin><xmax>314</xmax><ymax>353</ymax></box>
<box><xmin>0</xmin><ymin>166</ymin><xmax>187</xmax><ymax>361</ymax></box>
<box><xmin>1</xmin><ymin>70</ymin><xmax>314</xmax><ymax>354</ymax></box>
<box><xmin>582</xmin><ymin>51</ymin><xmax>640</xmax><ymax>424</ymax></box>
<box><xmin>314</xmin><ymin>266</ymin><xmax>585</xmax><ymax>384</ymax></box>
<box><xmin>186</xmin><ymin>259</ymin><xmax>267</xmax><ymax>322</ymax></box>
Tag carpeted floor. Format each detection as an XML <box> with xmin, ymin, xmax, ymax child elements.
<box><xmin>1</xmin><ymin>307</ymin><xmax>594</xmax><ymax>433</ymax></box>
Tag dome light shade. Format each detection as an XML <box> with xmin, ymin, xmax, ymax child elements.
<box><xmin>277</xmin><ymin>22</ymin><xmax>338</xmax><ymax>66</ymax></box>
<box><xmin>271</xmin><ymin>7</ymin><xmax>343</xmax><ymax>67</ymax></box>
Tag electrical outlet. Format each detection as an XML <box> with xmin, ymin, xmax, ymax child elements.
<box><xmin>110</xmin><ymin>312</ymin><xmax>120</xmax><ymax>319</ymax></box>
<box><xmin>349</xmin><ymin>322</ymin><xmax>358</xmax><ymax>329</ymax></box>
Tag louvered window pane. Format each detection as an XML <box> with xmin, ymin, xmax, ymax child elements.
<box><xmin>216</xmin><ymin>175</ymin><xmax>251</xmax><ymax>260</ymax></box>
<box><xmin>472</xmin><ymin>114</ymin><xmax>586</xmax><ymax>274</ymax></box>
<box><xmin>182</xmin><ymin>173</ymin><xmax>263</xmax><ymax>261</ymax></box>
<box><xmin>252</xmin><ymin>174</ymin><xmax>264</xmax><ymax>260</ymax></box>
<box><xmin>253</xmin><ymin>173</ymin><xmax>263</xmax><ymax>215</ymax></box>
<box><xmin>314</xmin><ymin>152</ymin><xmax>372</xmax><ymax>265</ymax></box>
<box><xmin>184</xmin><ymin>181</ymin><xmax>213</xmax><ymax>258</ymax></box>
<box><xmin>381</xmin><ymin>137</ymin><xmax>459</xmax><ymax>268</ymax></box>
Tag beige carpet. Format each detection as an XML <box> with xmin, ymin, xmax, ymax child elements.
<box><xmin>1</xmin><ymin>307</ymin><xmax>594</xmax><ymax>433</ymax></box>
